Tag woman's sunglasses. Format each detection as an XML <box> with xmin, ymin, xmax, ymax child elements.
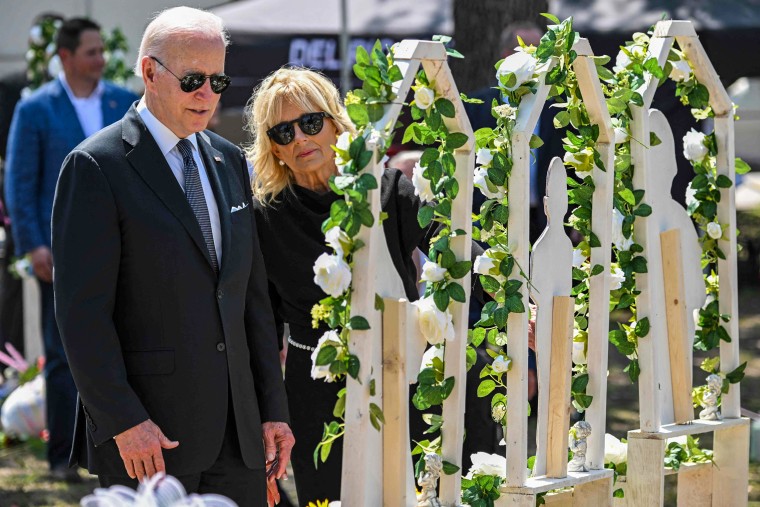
<box><xmin>266</xmin><ymin>112</ymin><xmax>332</xmax><ymax>146</ymax></box>
<box><xmin>150</xmin><ymin>56</ymin><xmax>231</xmax><ymax>94</ymax></box>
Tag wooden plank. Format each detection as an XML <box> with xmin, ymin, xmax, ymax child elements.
<box><xmin>420</xmin><ymin>54</ymin><xmax>476</xmax><ymax>504</ymax></box>
<box><xmin>546</xmin><ymin>296</ymin><xmax>574</xmax><ymax>478</ymax></box>
<box><xmin>22</xmin><ymin>278</ymin><xmax>43</xmax><ymax>361</ymax></box>
<box><xmin>712</xmin><ymin>420</ymin><xmax>750</xmax><ymax>506</ymax></box>
<box><xmin>674</xmin><ymin>35</ymin><xmax>732</xmax><ymax>115</ymax></box>
<box><xmin>676</xmin><ymin>461</ymin><xmax>712</xmax><ymax>507</ymax></box>
<box><xmin>529</xmin><ymin>159</ymin><xmax>573</xmax><ymax>477</ymax></box>
<box><xmin>501</xmin><ymin>469</ymin><xmax>614</xmax><ymax>495</ymax></box>
<box><xmin>640</xmin><ymin>36</ymin><xmax>674</xmax><ymax>111</ymax></box>
<box><xmin>630</xmin><ymin>104</ymin><xmax>665</xmax><ymax>432</ymax></box>
<box><xmin>653</xmin><ymin>20</ymin><xmax>698</xmax><ymax>38</ymax></box>
<box><xmin>714</xmin><ymin>115</ymin><xmax>741</xmax><ymax>419</ymax></box>
<box><xmin>660</xmin><ymin>228</ymin><xmax>695</xmax><ymax>424</ymax></box>
<box><xmin>496</xmin><ymin>493</ymin><xmax>538</xmax><ymax>507</ymax></box>
<box><xmin>625</xmin><ymin>437</ymin><xmax>665</xmax><ymax>507</ymax></box>
<box><xmin>627</xmin><ymin>417</ymin><xmax>748</xmax><ymax>440</ymax></box>
<box><xmin>544</xmin><ymin>490</ymin><xmax>574</xmax><ymax>506</ymax></box>
<box><xmin>574</xmin><ymin>475</ymin><xmax>613</xmax><ymax>507</ymax></box>
<box><xmin>382</xmin><ymin>298</ymin><xmax>417</xmax><ymax>507</ymax></box>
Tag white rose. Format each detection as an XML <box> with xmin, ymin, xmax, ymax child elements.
<box><xmin>563</xmin><ymin>148</ymin><xmax>594</xmax><ymax>179</ymax></box>
<box><xmin>413</xmin><ymin>296</ymin><xmax>455</xmax><ymax>345</ymax></box>
<box><xmin>604</xmin><ymin>433</ymin><xmax>628</xmax><ymax>465</ymax></box>
<box><xmin>496</xmin><ymin>51</ymin><xmax>537</xmax><ymax>91</ymax></box>
<box><xmin>476</xmin><ymin>147</ymin><xmax>493</xmax><ymax>167</ymax></box>
<box><xmin>706</xmin><ymin>221</ymin><xmax>722</xmax><ymax>240</ymax></box>
<box><xmin>610</xmin><ymin>266</ymin><xmax>626</xmax><ymax>291</ymax></box>
<box><xmin>682</xmin><ymin>128</ymin><xmax>708</xmax><ymax>163</ymax></box>
<box><xmin>669</xmin><ymin>59</ymin><xmax>691</xmax><ymax>82</ymax></box>
<box><xmin>572</xmin><ymin>248</ymin><xmax>586</xmax><ymax>269</ymax></box>
<box><xmin>492</xmin><ymin>355</ymin><xmax>511</xmax><ymax>373</ymax></box>
<box><xmin>613</xmin><ymin>49</ymin><xmax>631</xmax><ymax>73</ymax></box>
<box><xmin>611</xmin><ymin>208</ymin><xmax>634</xmax><ymax>251</ymax></box>
<box><xmin>412</xmin><ymin>162</ymin><xmax>435</xmax><ymax>202</ymax></box>
<box><xmin>420</xmin><ymin>344</ymin><xmax>444</xmax><ymax>372</ymax></box>
<box><xmin>466</xmin><ymin>452</ymin><xmax>507</xmax><ymax>479</ymax></box>
<box><xmin>325</xmin><ymin>226</ymin><xmax>350</xmax><ymax>255</ymax></box>
<box><xmin>572</xmin><ymin>339</ymin><xmax>587</xmax><ymax>365</ymax></box>
<box><xmin>47</xmin><ymin>55</ymin><xmax>62</xmax><ymax>77</ymax></box>
<box><xmin>421</xmin><ymin>260</ymin><xmax>447</xmax><ymax>283</ymax></box>
<box><xmin>310</xmin><ymin>330</ymin><xmax>342</xmax><ymax>382</ymax></box>
<box><xmin>473</xmin><ymin>167</ymin><xmax>505</xmax><ymax>200</ymax></box>
<box><xmin>685</xmin><ymin>182</ymin><xmax>698</xmax><ymax>210</ymax></box>
<box><xmin>111</xmin><ymin>49</ymin><xmax>126</xmax><ymax>62</ymax></box>
<box><xmin>313</xmin><ymin>252</ymin><xmax>352</xmax><ymax>297</ymax></box>
<box><xmin>45</xmin><ymin>43</ymin><xmax>56</xmax><ymax>57</ymax></box>
<box><xmin>25</xmin><ymin>49</ymin><xmax>35</xmax><ymax>63</ymax></box>
<box><xmin>473</xmin><ymin>253</ymin><xmax>497</xmax><ymax>276</ymax></box>
<box><xmin>29</xmin><ymin>25</ymin><xmax>44</xmax><ymax>46</ymax></box>
<box><xmin>614</xmin><ymin>126</ymin><xmax>629</xmax><ymax>145</ymax></box>
<box><xmin>414</xmin><ymin>86</ymin><xmax>435</xmax><ymax>110</ymax></box>
<box><xmin>336</xmin><ymin>131</ymin><xmax>351</xmax><ymax>151</ymax></box>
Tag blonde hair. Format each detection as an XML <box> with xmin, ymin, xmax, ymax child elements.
<box><xmin>244</xmin><ymin>67</ymin><xmax>355</xmax><ymax>204</ymax></box>
<box><xmin>135</xmin><ymin>6</ymin><xmax>229</xmax><ymax>77</ymax></box>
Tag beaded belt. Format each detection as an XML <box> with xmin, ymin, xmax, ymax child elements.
<box><xmin>287</xmin><ymin>335</ymin><xmax>316</xmax><ymax>352</ymax></box>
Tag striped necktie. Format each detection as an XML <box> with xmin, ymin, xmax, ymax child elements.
<box><xmin>176</xmin><ymin>138</ymin><xmax>218</xmax><ymax>274</ymax></box>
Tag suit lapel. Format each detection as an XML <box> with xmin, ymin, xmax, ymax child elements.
<box><xmin>121</xmin><ymin>108</ymin><xmax>214</xmax><ymax>270</ymax></box>
<box><xmin>52</xmin><ymin>80</ymin><xmax>86</xmax><ymax>141</ymax></box>
<box><xmin>197</xmin><ymin>133</ymin><xmax>232</xmax><ymax>278</ymax></box>
<box><xmin>101</xmin><ymin>85</ymin><xmax>125</xmax><ymax>126</ymax></box>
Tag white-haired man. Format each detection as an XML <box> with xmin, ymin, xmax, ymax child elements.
<box><xmin>52</xmin><ymin>7</ymin><xmax>293</xmax><ymax>504</ymax></box>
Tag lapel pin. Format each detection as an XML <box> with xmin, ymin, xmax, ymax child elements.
<box><xmin>109</xmin><ymin>100</ymin><xmax>118</xmax><ymax>109</ymax></box>
<box><xmin>214</xmin><ymin>156</ymin><xmax>222</xmax><ymax>162</ymax></box>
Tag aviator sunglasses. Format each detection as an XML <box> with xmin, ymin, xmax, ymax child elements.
<box><xmin>150</xmin><ymin>56</ymin><xmax>231</xmax><ymax>94</ymax></box>
<box><xmin>266</xmin><ymin>112</ymin><xmax>332</xmax><ymax>146</ymax></box>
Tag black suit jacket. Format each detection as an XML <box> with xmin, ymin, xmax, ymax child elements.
<box><xmin>52</xmin><ymin>106</ymin><xmax>289</xmax><ymax>477</ymax></box>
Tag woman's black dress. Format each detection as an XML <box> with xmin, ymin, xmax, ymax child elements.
<box><xmin>254</xmin><ymin>168</ymin><xmax>451</xmax><ymax>504</ymax></box>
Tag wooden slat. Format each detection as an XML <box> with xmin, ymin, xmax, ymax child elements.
<box><xmin>714</xmin><ymin>115</ymin><xmax>741</xmax><ymax>419</ymax></box>
<box><xmin>501</xmin><ymin>469</ymin><xmax>614</xmax><ymax>495</ymax></box>
<box><xmin>625</xmin><ymin>437</ymin><xmax>666</xmax><ymax>507</ymax></box>
<box><xmin>546</xmin><ymin>296</ymin><xmax>574</xmax><ymax>478</ymax></box>
<box><xmin>660</xmin><ymin>228</ymin><xmax>695</xmax><ymax>424</ymax></box>
<box><xmin>674</xmin><ymin>35</ymin><xmax>732</xmax><ymax>115</ymax></box>
<box><xmin>712</xmin><ymin>420</ymin><xmax>750</xmax><ymax>506</ymax></box>
<box><xmin>653</xmin><ymin>20</ymin><xmax>698</xmax><ymax>37</ymax></box>
<box><xmin>676</xmin><ymin>461</ymin><xmax>712</xmax><ymax>507</ymax></box>
<box><xmin>627</xmin><ymin>417</ymin><xmax>749</xmax><ymax>440</ymax></box>
<box><xmin>382</xmin><ymin>298</ymin><xmax>417</xmax><ymax>507</ymax></box>
<box><xmin>574</xmin><ymin>474</ymin><xmax>613</xmax><ymax>507</ymax></box>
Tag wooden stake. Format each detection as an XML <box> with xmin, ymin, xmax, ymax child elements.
<box><xmin>546</xmin><ymin>296</ymin><xmax>574</xmax><ymax>478</ymax></box>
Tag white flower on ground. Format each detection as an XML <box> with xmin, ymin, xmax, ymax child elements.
<box><xmin>411</xmin><ymin>162</ymin><xmax>435</xmax><ymax>202</ymax></box>
<box><xmin>604</xmin><ymin>433</ymin><xmax>628</xmax><ymax>465</ymax></box>
<box><xmin>706</xmin><ymin>221</ymin><xmax>723</xmax><ymax>240</ymax></box>
<box><xmin>476</xmin><ymin>147</ymin><xmax>494</xmax><ymax>167</ymax></box>
<box><xmin>310</xmin><ymin>330</ymin><xmax>342</xmax><ymax>382</ymax></box>
<box><xmin>612</xmin><ymin>208</ymin><xmax>634</xmax><ymax>251</ymax></box>
<box><xmin>473</xmin><ymin>167</ymin><xmax>505</xmax><ymax>200</ymax></box>
<box><xmin>413</xmin><ymin>296</ymin><xmax>455</xmax><ymax>345</ymax></box>
<box><xmin>669</xmin><ymin>59</ymin><xmax>692</xmax><ymax>82</ymax></box>
<box><xmin>324</xmin><ymin>226</ymin><xmax>350</xmax><ymax>256</ymax></box>
<box><xmin>420</xmin><ymin>344</ymin><xmax>444</xmax><ymax>373</ymax></box>
<box><xmin>495</xmin><ymin>51</ymin><xmax>537</xmax><ymax>91</ymax></box>
<box><xmin>313</xmin><ymin>252</ymin><xmax>352</xmax><ymax>297</ymax></box>
<box><xmin>466</xmin><ymin>452</ymin><xmax>508</xmax><ymax>479</ymax></box>
<box><xmin>473</xmin><ymin>253</ymin><xmax>497</xmax><ymax>276</ymax></box>
<box><xmin>683</xmin><ymin>128</ymin><xmax>709</xmax><ymax>162</ymax></box>
<box><xmin>414</xmin><ymin>86</ymin><xmax>435</xmax><ymax>110</ymax></box>
<box><xmin>572</xmin><ymin>248</ymin><xmax>586</xmax><ymax>269</ymax></box>
<box><xmin>492</xmin><ymin>355</ymin><xmax>511</xmax><ymax>373</ymax></box>
<box><xmin>610</xmin><ymin>266</ymin><xmax>626</xmax><ymax>291</ymax></box>
<box><xmin>421</xmin><ymin>260</ymin><xmax>447</xmax><ymax>283</ymax></box>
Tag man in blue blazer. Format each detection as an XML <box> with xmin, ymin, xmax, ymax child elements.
<box><xmin>4</xmin><ymin>17</ymin><xmax>136</xmax><ymax>481</ymax></box>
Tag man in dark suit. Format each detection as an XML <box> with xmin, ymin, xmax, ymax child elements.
<box><xmin>5</xmin><ymin>16</ymin><xmax>136</xmax><ymax>482</ymax></box>
<box><xmin>52</xmin><ymin>6</ymin><xmax>293</xmax><ymax>504</ymax></box>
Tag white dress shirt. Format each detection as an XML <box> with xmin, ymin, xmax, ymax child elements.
<box><xmin>59</xmin><ymin>73</ymin><xmax>104</xmax><ymax>138</ymax></box>
<box><xmin>136</xmin><ymin>98</ymin><xmax>222</xmax><ymax>265</ymax></box>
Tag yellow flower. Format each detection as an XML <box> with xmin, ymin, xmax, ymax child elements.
<box><xmin>311</xmin><ymin>303</ymin><xmax>331</xmax><ymax>329</ymax></box>
<box><xmin>306</xmin><ymin>500</ymin><xmax>330</xmax><ymax>507</ymax></box>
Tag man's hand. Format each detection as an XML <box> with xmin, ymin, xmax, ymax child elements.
<box><xmin>266</xmin><ymin>475</ymin><xmax>281</xmax><ymax>507</ymax></box>
<box><xmin>30</xmin><ymin>246</ymin><xmax>53</xmax><ymax>283</ymax></box>
<box><xmin>113</xmin><ymin>419</ymin><xmax>179</xmax><ymax>482</ymax></box>
<box><xmin>262</xmin><ymin>421</ymin><xmax>294</xmax><ymax>481</ymax></box>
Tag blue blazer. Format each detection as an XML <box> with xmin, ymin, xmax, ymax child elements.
<box><xmin>4</xmin><ymin>77</ymin><xmax>137</xmax><ymax>254</ymax></box>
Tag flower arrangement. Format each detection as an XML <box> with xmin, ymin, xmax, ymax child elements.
<box><xmin>80</xmin><ymin>472</ymin><xmax>236</xmax><ymax>506</ymax></box>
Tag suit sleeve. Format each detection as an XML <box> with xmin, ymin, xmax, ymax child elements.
<box><xmin>237</xmin><ymin>151</ymin><xmax>290</xmax><ymax>424</ymax></box>
<box><xmin>5</xmin><ymin>99</ymin><xmax>46</xmax><ymax>253</ymax></box>
<box><xmin>52</xmin><ymin>149</ymin><xmax>150</xmax><ymax>444</ymax></box>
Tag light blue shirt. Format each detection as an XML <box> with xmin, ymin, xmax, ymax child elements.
<box><xmin>136</xmin><ymin>98</ymin><xmax>222</xmax><ymax>265</ymax></box>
